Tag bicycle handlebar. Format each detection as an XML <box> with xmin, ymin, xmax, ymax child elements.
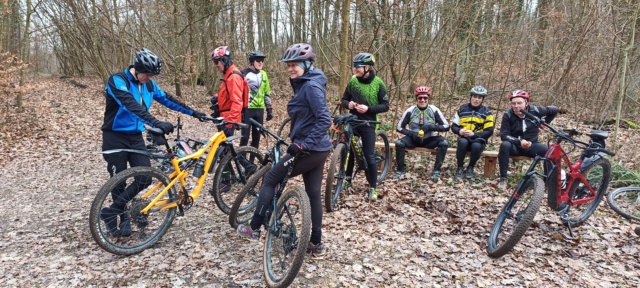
<box><xmin>333</xmin><ymin>113</ymin><xmax>380</xmax><ymax>127</ymax></box>
<box><xmin>520</xmin><ymin>109</ymin><xmax>615</xmax><ymax>156</ymax></box>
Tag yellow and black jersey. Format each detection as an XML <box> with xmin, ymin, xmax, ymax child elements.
<box><xmin>451</xmin><ymin>104</ymin><xmax>494</xmax><ymax>140</ymax></box>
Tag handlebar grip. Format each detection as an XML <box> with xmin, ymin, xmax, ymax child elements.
<box><xmin>520</xmin><ymin>109</ymin><xmax>539</xmax><ymax>122</ymax></box>
<box><xmin>147</xmin><ymin>127</ymin><xmax>165</xmax><ymax>135</ymax></box>
<box><xmin>600</xmin><ymin>149</ymin><xmax>616</xmax><ymax>156</ymax></box>
<box><xmin>249</xmin><ymin>118</ymin><xmax>263</xmax><ymax>128</ymax></box>
<box><xmin>236</xmin><ymin>122</ymin><xmax>249</xmax><ymax>129</ymax></box>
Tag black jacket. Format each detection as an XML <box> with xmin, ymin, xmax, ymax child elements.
<box><xmin>500</xmin><ymin>105</ymin><xmax>559</xmax><ymax>144</ymax></box>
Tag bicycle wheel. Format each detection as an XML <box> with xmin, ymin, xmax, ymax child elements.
<box><xmin>263</xmin><ymin>186</ymin><xmax>311</xmax><ymax>288</ymax></box>
<box><xmin>89</xmin><ymin>166</ymin><xmax>177</xmax><ymax>255</ymax></box>
<box><xmin>566</xmin><ymin>157</ymin><xmax>611</xmax><ymax>227</ymax></box>
<box><xmin>374</xmin><ymin>130</ymin><xmax>391</xmax><ymax>184</ymax></box>
<box><xmin>212</xmin><ymin>146</ymin><xmax>264</xmax><ymax>215</ymax></box>
<box><xmin>277</xmin><ymin>117</ymin><xmax>291</xmax><ymax>139</ymax></box>
<box><xmin>325</xmin><ymin>143</ymin><xmax>347</xmax><ymax>212</ymax></box>
<box><xmin>229</xmin><ymin>165</ymin><xmax>271</xmax><ymax>228</ymax></box>
<box><xmin>608</xmin><ymin>186</ymin><xmax>640</xmax><ymax>221</ymax></box>
<box><xmin>486</xmin><ymin>176</ymin><xmax>544</xmax><ymax>258</ymax></box>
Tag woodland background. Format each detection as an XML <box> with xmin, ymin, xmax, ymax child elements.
<box><xmin>0</xmin><ymin>0</ymin><xmax>640</xmax><ymax>287</ymax></box>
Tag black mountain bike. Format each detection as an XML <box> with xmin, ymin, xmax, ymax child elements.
<box><xmin>324</xmin><ymin>113</ymin><xmax>391</xmax><ymax>211</ymax></box>
<box><xmin>230</xmin><ymin>118</ymin><xmax>311</xmax><ymax>288</ymax></box>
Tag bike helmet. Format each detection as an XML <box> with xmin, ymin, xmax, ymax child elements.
<box><xmin>279</xmin><ymin>43</ymin><xmax>316</xmax><ymax>62</ymax></box>
<box><xmin>210</xmin><ymin>46</ymin><xmax>232</xmax><ymax>61</ymax></box>
<box><xmin>353</xmin><ymin>53</ymin><xmax>375</xmax><ymax>66</ymax></box>
<box><xmin>414</xmin><ymin>86</ymin><xmax>432</xmax><ymax>97</ymax></box>
<box><xmin>470</xmin><ymin>85</ymin><xmax>488</xmax><ymax>97</ymax></box>
<box><xmin>134</xmin><ymin>48</ymin><xmax>162</xmax><ymax>75</ymax></box>
<box><xmin>509</xmin><ymin>89</ymin><xmax>530</xmax><ymax>101</ymax></box>
<box><xmin>248</xmin><ymin>50</ymin><xmax>266</xmax><ymax>63</ymax></box>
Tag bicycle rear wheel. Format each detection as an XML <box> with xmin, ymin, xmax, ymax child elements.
<box><xmin>263</xmin><ymin>186</ymin><xmax>311</xmax><ymax>288</ymax></box>
<box><xmin>608</xmin><ymin>186</ymin><xmax>640</xmax><ymax>221</ymax></box>
<box><xmin>325</xmin><ymin>143</ymin><xmax>347</xmax><ymax>212</ymax></box>
<box><xmin>229</xmin><ymin>165</ymin><xmax>271</xmax><ymax>228</ymax></box>
<box><xmin>566</xmin><ymin>157</ymin><xmax>611</xmax><ymax>227</ymax></box>
<box><xmin>374</xmin><ymin>130</ymin><xmax>390</xmax><ymax>184</ymax></box>
<box><xmin>212</xmin><ymin>146</ymin><xmax>263</xmax><ymax>215</ymax></box>
<box><xmin>89</xmin><ymin>166</ymin><xmax>177</xmax><ymax>255</ymax></box>
<box><xmin>487</xmin><ymin>176</ymin><xmax>544</xmax><ymax>258</ymax></box>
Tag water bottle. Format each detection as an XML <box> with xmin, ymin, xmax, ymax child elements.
<box><xmin>417</xmin><ymin>129</ymin><xmax>425</xmax><ymax>143</ymax></box>
<box><xmin>193</xmin><ymin>153</ymin><xmax>207</xmax><ymax>178</ymax></box>
<box><xmin>560</xmin><ymin>169</ymin><xmax>567</xmax><ymax>190</ymax></box>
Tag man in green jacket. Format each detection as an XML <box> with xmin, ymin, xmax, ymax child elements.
<box><xmin>240</xmin><ymin>50</ymin><xmax>273</xmax><ymax>148</ymax></box>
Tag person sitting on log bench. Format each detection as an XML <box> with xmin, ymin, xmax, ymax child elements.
<box><xmin>497</xmin><ymin>89</ymin><xmax>558</xmax><ymax>190</ymax></box>
<box><xmin>451</xmin><ymin>85</ymin><xmax>495</xmax><ymax>180</ymax></box>
<box><xmin>393</xmin><ymin>86</ymin><xmax>450</xmax><ymax>182</ymax></box>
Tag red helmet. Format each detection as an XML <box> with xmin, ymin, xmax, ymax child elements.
<box><xmin>414</xmin><ymin>86</ymin><xmax>432</xmax><ymax>97</ymax></box>
<box><xmin>509</xmin><ymin>90</ymin><xmax>530</xmax><ymax>101</ymax></box>
<box><xmin>210</xmin><ymin>46</ymin><xmax>232</xmax><ymax>61</ymax></box>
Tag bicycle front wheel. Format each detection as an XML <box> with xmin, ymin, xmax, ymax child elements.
<box><xmin>89</xmin><ymin>166</ymin><xmax>177</xmax><ymax>255</ymax></box>
<box><xmin>566</xmin><ymin>157</ymin><xmax>611</xmax><ymax>227</ymax></box>
<box><xmin>212</xmin><ymin>146</ymin><xmax>264</xmax><ymax>215</ymax></box>
<box><xmin>277</xmin><ymin>117</ymin><xmax>291</xmax><ymax>140</ymax></box>
<box><xmin>263</xmin><ymin>186</ymin><xmax>311</xmax><ymax>288</ymax></box>
<box><xmin>608</xmin><ymin>186</ymin><xmax>640</xmax><ymax>221</ymax></box>
<box><xmin>374</xmin><ymin>130</ymin><xmax>391</xmax><ymax>184</ymax></box>
<box><xmin>325</xmin><ymin>143</ymin><xmax>347</xmax><ymax>212</ymax></box>
<box><xmin>487</xmin><ymin>176</ymin><xmax>544</xmax><ymax>258</ymax></box>
<box><xmin>229</xmin><ymin>165</ymin><xmax>271</xmax><ymax>228</ymax></box>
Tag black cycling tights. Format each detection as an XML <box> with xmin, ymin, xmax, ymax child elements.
<box><xmin>498</xmin><ymin>141</ymin><xmax>548</xmax><ymax>178</ymax></box>
<box><xmin>250</xmin><ymin>150</ymin><xmax>330</xmax><ymax>245</ymax></box>
<box><xmin>102</xmin><ymin>131</ymin><xmax>152</xmax><ymax>211</ymax></box>
<box><xmin>345</xmin><ymin>126</ymin><xmax>377</xmax><ymax>188</ymax></box>
<box><xmin>240</xmin><ymin>108</ymin><xmax>265</xmax><ymax>148</ymax></box>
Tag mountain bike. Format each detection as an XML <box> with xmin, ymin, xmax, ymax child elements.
<box><xmin>324</xmin><ymin>113</ymin><xmax>391</xmax><ymax>212</ymax></box>
<box><xmin>608</xmin><ymin>186</ymin><xmax>640</xmax><ymax>221</ymax></box>
<box><xmin>486</xmin><ymin>109</ymin><xmax>615</xmax><ymax>258</ymax></box>
<box><xmin>230</xmin><ymin>118</ymin><xmax>311</xmax><ymax>288</ymax></box>
<box><xmin>89</xmin><ymin>117</ymin><xmax>262</xmax><ymax>255</ymax></box>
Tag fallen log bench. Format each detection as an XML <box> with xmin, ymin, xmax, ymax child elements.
<box><xmin>374</xmin><ymin>142</ymin><xmax>531</xmax><ymax>178</ymax></box>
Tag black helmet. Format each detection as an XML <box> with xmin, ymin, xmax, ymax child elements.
<box><xmin>470</xmin><ymin>85</ymin><xmax>488</xmax><ymax>97</ymax></box>
<box><xmin>353</xmin><ymin>53</ymin><xmax>375</xmax><ymax>66</ymax></box>
<box><xmin>134</xmin><ymin>48</ymin><xmax>162</xmax><ymax>75</ymax></box>
<box><xmin>248</xmin><ymin>50</ymin><xmax>266</xmax><ymax>63</ymax></box>
<box><xmin>280</xmin><ymin>43</ymin><xmax>316</xmax><ymax>62</ymax></box>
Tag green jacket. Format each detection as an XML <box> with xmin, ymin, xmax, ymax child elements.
<box><xmin>241</xmin><ymin>68</ymin><xmax>272</xmax><ymax>109</ymax></box>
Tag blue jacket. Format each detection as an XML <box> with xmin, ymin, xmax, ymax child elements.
<box><xmin>287</xmin><ymin>68</ymin><xmax>332</xmax><ymax>152</ymax></box>
<box><xmin>102</xmin><ymin>67</ymin><xmax>195</xmax><ymax>133</ymax></box>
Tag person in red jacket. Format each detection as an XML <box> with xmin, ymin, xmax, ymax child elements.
<box><xmin>210</xmin><ymin>46</ymin><xmax>244</xmax><ymax>193</ymax></box>
<box><xmin>210</xmin><ymin>46</ymin><xmax>243</xmax><ymax>136</ymax></box>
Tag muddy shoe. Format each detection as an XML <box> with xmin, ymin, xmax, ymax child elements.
<box><xmin>100</xmin><ymin>207</ymin><xmax>120</xmax><ymax>237</ymax></box>
<box><xmin>497</xmin><ymin>178</ymin><xmax>508</xmax><ymax>190</ymax></box>
<box><xmin>119</xmin><ymin>214</ymin><xmax>131</xmax><ymax>237</ymax></box>
<box><xmin>465</xmin><ymin>167</ymin><xmax>474</xmax><ymax>179</ymax></box>
<box><xmin>392</xmin><ymin>171</ymin><xmax>405</xmax><ymax>179</ymax></box>
<box><xmin>307</xmin><ymin>242</ymin><xmax>326</xmax><ymax>258</ymax></box>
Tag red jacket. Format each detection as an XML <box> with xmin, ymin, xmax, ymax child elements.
<box><xmin>217</xmin><ymin>64</ymin><xmax>243</xmax><ymax>123</ymax></box>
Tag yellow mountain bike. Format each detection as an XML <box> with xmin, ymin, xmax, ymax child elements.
<box><xmin>89</xmin><ymin>117</ymin><xmax>261</xmax><ymax>255</ymax></box>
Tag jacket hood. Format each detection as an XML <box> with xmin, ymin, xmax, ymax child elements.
<box><xmin>291</xmin><ymin>68</ymin><xmax>327</xmax><ymax>90</ymax></box>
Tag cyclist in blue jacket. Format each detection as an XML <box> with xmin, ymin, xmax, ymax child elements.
<box><xmin>101</xmin><ymin>48</ymin><xmax>206</xmax><ymax>237</ymax></box>
<box><xmin>237</xmin><ymin>43</ymin><xmax>331</xmax><ymax>257</ymax></box>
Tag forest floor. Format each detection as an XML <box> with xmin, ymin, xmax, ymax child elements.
<box><xmin>0</xmin><ymin>76</ymin><xmax>638</xmax><ymax>287</ymax></box>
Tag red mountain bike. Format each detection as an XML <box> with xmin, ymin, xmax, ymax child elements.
<box><xmin>486</xmin><ymin>110</ymin><xmax>615</xmax><ymax>258</ymax></box>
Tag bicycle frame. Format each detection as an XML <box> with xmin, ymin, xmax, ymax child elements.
<box><xmin>139</xmin><ymin>118</ymin><xmax>246</xmax><ymax>214</ymax></box>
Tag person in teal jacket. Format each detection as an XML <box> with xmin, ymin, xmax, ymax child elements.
<box><xmin>240</xmin><ymin>50</ymin><xmax>273</xmax><ymax>148</ymax></box>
